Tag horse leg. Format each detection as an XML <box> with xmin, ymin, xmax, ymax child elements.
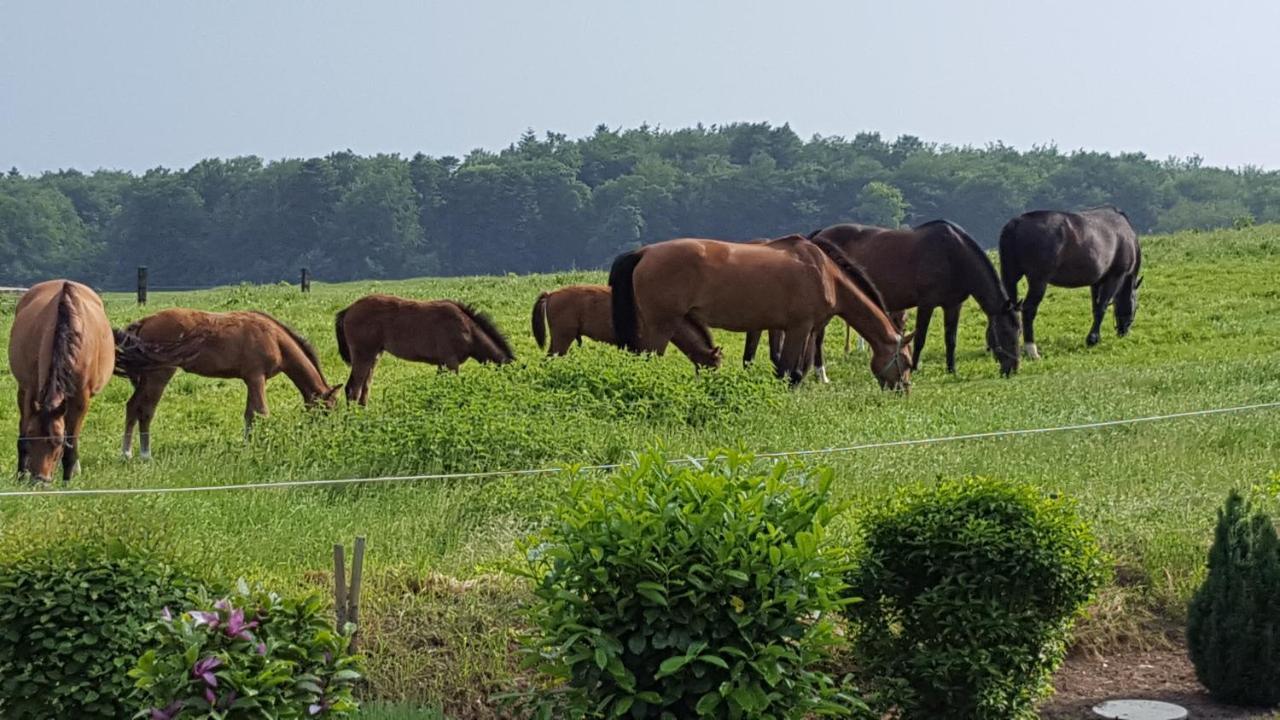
<box><xmin>243</xmin><ymin>375</ymin><xmax>269</xmax><ymax>439</ymax></box>
<box><xmin>346</xmin><ymin>355</ymin><xmax>378</xmax><ymax>407</ymax></box>
<box><xmin>1087</xmin><ymin>276</ymin><xmax>1123</xmax><ymax>347</ymax></box>
<box><xmin>133</xmin><ymin>368</ymin><xmax>174</xmax><ymax>460</ymax></box>
<box><xmin>813</xmin><ymin>322</ymin><xmax>830</xmax><ymax>383</ymax></box>
<box><xmin>943</xmin><ymin>303</ymin><xmax>962</xmax><ymax>374</ymax></box>
<box><xmin>777</xmin><ymin>324</ymin><xmax>813</xmax><ymax>386</ymax></box>
<box><xmin>912</xmin><ymin>305</ymin><xmax>935</xmax><ymax>370</ymax></box>
<box><xmin>742</xmin><ymin>330</ymin><xmax>761</xmax><ymax>368</ymax></box>
<box><xmin>15</xmin><ymin>388</ymin><xmax>27</xmax><ymax>477</ymax></box>
<box><xmin>1021</xmin><ymin>280</ymin><xmax>1048</xmax><ymax>359</ymax></box>
<box><xmin>61</xmin><ymin>397</ymin><xmax>90</xmax><ymax>484</ymax></box>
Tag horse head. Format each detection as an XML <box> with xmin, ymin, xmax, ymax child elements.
<box><xmin>21</xmin><ymin>403</ymin><xmax>68</xmax><ymax>483</ymax></box>
<box><xmin>872</xmin><ymin>332</ymin><xmax>915</xmax><ymax>392</ymax></box>
<box><xmin>988</xmin><ymin>299</ymin><xmax>1023</xmax><ymax>377</ymax></box>
<box><xmin>1115</xmin><ymin>274</ymin><xmax>1143</xmax><ymax>337</ymax></box>
<box><xmin>307</xmin><ymin>385</ymin><xmax>344</xmax><ymax>410</ymax></box>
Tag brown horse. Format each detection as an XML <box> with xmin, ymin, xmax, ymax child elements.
<box><xmin>810</xmin><ymin>220</ymin><xmax>1023</xmax><ymax>376</ymax></box>
<box><xmin>335</xmin><ymin>294</ymin><xmax>514</xmax><ymax>406</ymax></box>
<box><xmin>115</xmin><ymin>309</ymin><xmax>341</xmax><ymax>457</ymax></box>
<box><xmin>9</xmin><ymin>280</ymin><xmax>114</xmax><ymax>483</ymax></box>
<box><xmin>531</xmin><ymin>284</ymin><xmax>722</xmax><ymax>368</ymax></box>
<box><xmin>610</xmin><ymin>235</ymin><xmax>914</xmax><ymax>388</ymax></box>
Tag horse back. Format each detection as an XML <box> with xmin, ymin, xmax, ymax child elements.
<box><xmin>548</xmin><ymin>285</ymin><xmax>613</xmax><ymax>343</ymax></box>
<box><xmin>9</xmin><ymin>280</ymin><xmax>113</xmax><ymax>403</ymax></box>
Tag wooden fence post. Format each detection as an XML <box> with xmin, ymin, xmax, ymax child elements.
<box><xmin>300</xmin><ymin>268</ymin><xmax>310</xmax><ymax>293</ymax></box>
<box><xmin>333</xmin><ymin>544</ymin><xmax>347</xmax><ymax>628</ymax></box>
<box><xmin>137</xmin><ymin>266</ymin><xmax>148</xmax><ymax>305</ymax></box>
<box><xmin>332</xmin><ymin>536</ymin><xmax>366</xmax><ymax>652</ymax></box>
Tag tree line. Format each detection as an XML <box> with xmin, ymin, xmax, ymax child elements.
<box><xmin>3</xmin><ymin>123</ymin><xmax>1277</xmax><ymax>287</ymax></box>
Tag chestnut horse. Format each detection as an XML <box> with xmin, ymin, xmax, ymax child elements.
<box><xmin>809</xmin><ymin>220</ymin><xmax>1023</xmax><ymax>376</ymax></box>
<box><xmin>742</xmin><ymin>309</ymin><xmax>907</xmax><ymax>383</ymax></box>
<box><xmin>531</xmin><ymin>284</ymin><xmax>722</xmax><ymax>368</ymax></box>
<box><xmin>610</xmin><ymin>235</ymin><xmax>914</xmax><ymax>388</ymax></box>
<box><xmin>115</xmin><ymin>309</ymin><xmax>341</xmax><ymax>457</ymax></box>
<box><xmin>9</xmin><ymin>280</ymin><xmax>114</xmax><ymax>483</ymax></box>
<box><xmin>335</xmin><ymin>294</ymin><xmax>514</xmax><ymax>406</ymax></box>
<box><xmin>998</xmin><ymin>206</ymin><xmax>1142</xmax><ymax>358</ymax></box>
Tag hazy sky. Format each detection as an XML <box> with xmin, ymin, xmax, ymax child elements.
<box><xmin>3</xmin><ymin>0</ymin><xmax>1278</xmax><ymax>174</ymax></box>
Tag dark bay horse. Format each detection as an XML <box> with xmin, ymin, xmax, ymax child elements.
<box><xmin>610</xmin><ymin>235</ymin><xmax>913</xmax><ymax>389</ymax></box>
<box><xmin>115</xmin><ymin>309</ymin><xmax>342</xmax><ymax>457</ymax></box>
<box><xmin>336</xmin><ymin>294</ymin><xmax>514</xmax><ymax>406</ymax></box>
<box><xmin>9</xmin><ymin>280</ymin><xmax>115</xmax><ymax>483</ymax></box>
<box><xmin>810</xmin><ymin>220</ymin><xmax>1023</xmax><ymax>376</ymax></box>
<box><xmin>531</xmin><ymin>284</ymin><xmax>722</xmax><ymax>367</ymax></box>
<box><xmin>998</xmin><ymin>206</ymin><xmax>1143</xmax><ymax>358</ymax></box>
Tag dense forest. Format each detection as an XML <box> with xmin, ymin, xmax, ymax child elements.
<box><xmin>3</xmin><ymin>123</ymin><xmax>1277</xmax><ymax>287</ymax></box>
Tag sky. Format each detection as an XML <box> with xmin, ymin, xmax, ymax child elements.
<box><xmin>2</xmin><ymin>0</ymin><xmax>1278</xmax><ymax>174</ymax></box>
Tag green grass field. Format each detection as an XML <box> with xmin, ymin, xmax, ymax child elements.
<box><xmin>1</xmin><ymin>225</ymin><xmax>1278</xmax><ymax>716</ymax></box>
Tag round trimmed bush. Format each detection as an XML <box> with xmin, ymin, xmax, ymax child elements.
<box><xmin>0</xmin><ymin>544</ymin><xmax>205</xmax><ymax>719</ymax></box>
<box><xmin>512</xmin><ymin>452</ymin><xmax>868</xmax><ymax>718</ymax></box>
<box><xmin>848</xmin><ymin>477</ymin><xmax>1107</xmax><ymax>719</ymax></box>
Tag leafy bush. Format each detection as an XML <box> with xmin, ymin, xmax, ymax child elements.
<box><xmin>848</xmin><ymin>477</ymin><xmax>1107</xmax><ymax>719</ymax></box>
<box><xmin>0</xmin><ymin>543</ymin><xmax>204</xmax><ymax>719</ymax></box>
<box><xmin>1187</xmin><ymin>490</ymin><xmax>1280</xmax><ymax>705</ymax></box>
<box><xmin>511</xmin><ymin>452</ymin><xmax>867</xmax><ymax>719</ymax></box>
<box><xmin>131</xmin><ymin>581</ymin><xmax>362</xmax><ymax>719</ymax></box>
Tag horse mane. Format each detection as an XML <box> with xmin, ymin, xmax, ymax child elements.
<box><xmin>807</xmin><ymin>238</ymin><xmax>888</xmax><ymax>312</ymax></box>
<box><xmin>454</xmin><ymin>302</ymin><xmax>515</xmax><ymax>360</ymax></box>
<box><xmin>41</xmin><ymin>281</ymin><xmax>83</xmax><ymax>412</ymax></box>
<box><xmin>918</xmin><ymin>219</ymin><xmax>1009</xmax><ymax>302</ymax></box>
<box><xmin>249</xmin><ymin>311</ymin><xmax>324</xmax><ymax>373</ymax></box>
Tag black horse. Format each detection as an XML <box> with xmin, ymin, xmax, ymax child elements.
<box><xmin>998</xmin><ymin>206</ymin><xmax>1143</xmax><ymax>358</ymax></box>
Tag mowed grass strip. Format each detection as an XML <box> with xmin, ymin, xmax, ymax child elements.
<box><xmin>0</xmin><ymin>225</ymin><xmax>1277</xmax><ymax>712</ymax></box>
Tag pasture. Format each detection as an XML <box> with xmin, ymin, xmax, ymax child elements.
<box><xmin>1</xmin><ymin>225</ymin><xmax>1278</xmax><ymax>715</ymax></box>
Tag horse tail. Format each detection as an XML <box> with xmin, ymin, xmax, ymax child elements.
<box><xmin>112</xmin><ymin>324</ymin><xmax>198</xmax><ymax>380</ymax></box>
<box><xmin>531</xmin><ymin>292</ymin><xmax>549</xmax><ymax>350</ymax></box>
<box><xmin>997</xmin><ymin>218</ymin><xmax>1021</xmax><ymax>299</ymax></box>
<box><xmin>457</xmin><ymin>303</ymin><xmax>515</xmax><ymax>363</ymax></box>
<box><xmin>608</xmin><ymin>250</ymin><xmax>644</xmax><ymax>351</ymax></box>
<box><xmin>42</xmin><ymin>282</ymin><xmax>83</xmax><ymax>411</ymax></box>
<box><xmin>334</xmin><ymin>307</ymin><xmax>352</xmax><ymax>365</ymax></box>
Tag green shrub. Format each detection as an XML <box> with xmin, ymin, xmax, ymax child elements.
<box><xmin>511</xmin><ymin>452</ymin><xmax>867</xmax><ymax>719</ymax></box>
<box><xmin>131</xmin><ymin>581</ymin><xmax>362</xmax><ymax>718</ymax></box>
<box><xmin>1187</xmin><ymin>490</ymin><xmax>1280</xmax><ymax>705</ymax></box>
<box><xmin>0</xmin><ymin>543</ymin><xmax>205</xmax><ymax>719</ymax></box>
<box><xmin>848</xmin><ymin>477</ymin><xmax>1106</xmax><ymax>719</ymax></box>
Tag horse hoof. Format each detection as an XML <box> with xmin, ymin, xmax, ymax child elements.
<box><xmin>815</xmin><ymin>367</ymin><xmax>831</xmax><ymax>384</ymax></box>
<box><xmin>1023</xmin><ymin>342</ymin><xmax>1041</xmax><ymax>360</ymax></box>
<box><xmin>140</xmin><ymin>451</ymin><xmax>152</xmax><ymax>461</ymax></box>
<box><xmin>121</xmin><ymin>451</ymin><xmax>132</xmax><ymax>461</ymax></box>
<box><xmin>1086</xmin><ymin>333</ymin><xmax>1100</xmax><ymax>347</ymax></box>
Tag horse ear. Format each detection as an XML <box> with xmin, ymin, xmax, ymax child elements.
<box><xmin>324</xmin><ymin>385</ymin><xmax>343</xmax><ymax>400</ymax></box>
<box><xmin>48</xmin><ymin>401</ymin><xmax>67</xmax><ymax>419</ymax></box>
<box><xmin>1014</xmin><ymin>299</ymin><xmax>1024</xmax><ymax>312</ymax></box>
<box><xmin>900</xmin><ymin>331</ymin><xmax>916</xmax><ymax>347</ymax></box>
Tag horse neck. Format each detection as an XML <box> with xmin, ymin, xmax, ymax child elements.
<box><xmin>278</xmin><ymin>340</ymin><xmax>329</xmax><ymax>398</ymax></box>
<box><xmin>834</xmin><ymin>279</ymin><xmax>899</xmax><ymax>349</ymax></box>
<box><xmin>954</xmin><ymin>244</ymin><xmax>1009</xmax><ymax>315</ymax></box>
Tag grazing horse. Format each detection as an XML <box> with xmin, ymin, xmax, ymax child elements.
<box><xmin>9</xmin><ymin>280</ymin><xmax>114</xmax><ymax>484</ymax></box>
<box><xmin>808</xmin><ymin>220</ymin><xmax>1023</xmax><ymax>376</ymax></box>
<box><xmin>531</xmin><ymin>284</ymin><xmax>722</xmax><ymax>368</ymax></box>
<box><xmin>610</xmin><ymin>235</ymin><xmax>914</xmax><ymax>389</ymax></box>
<box><xmin>115</xmin><ymin>309</ymin><xmax>341</xmax><ymax>457</ymax></box>
<box><xmin>998</xmin><ymin>206</ymin><xmax>1143</xmax><ymax>358</ymax></box>
<box><xmin>335</xmin><ymin>294</ymin><xmax>514</xmax><ymax>406</ymax></box>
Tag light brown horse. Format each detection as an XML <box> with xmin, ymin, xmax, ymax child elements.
<box><xmin>531</xmin><ymin>284</ymin><xmax>722</xmax><ymax>368</ymax></box>
<box><xmin>609</xmin><ymin>235</ymin><xmax>914</xmax><ymax>388</ymax></box>
<box><xmin>335</xmin><ymin>294</ymin><xmax>515</xmax><ymax>406</ymax></box>
<box><xmin>115</xmin><ymin>309</ymin><xmax>341</xmax><ymax>457</ymax></box>
<box><xmin>9</xmin><ymin>280</ymin><xmax>114</xmax><ymax>483</ymax></box>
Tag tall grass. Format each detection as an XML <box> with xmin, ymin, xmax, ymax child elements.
<box><xmin>0</xmin><ymin>226</ymin><xmax>1277</xmax><ymax>714</ymax></box>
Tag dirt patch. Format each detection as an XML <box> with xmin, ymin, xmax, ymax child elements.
<box><xmin>1041</xmin><ymin>647</ymin><xmax>1275</xmax><ymax>719</ymax></box>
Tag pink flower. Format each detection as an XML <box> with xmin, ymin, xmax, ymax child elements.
<box><xmin>223</xmin><ymin>608</ymin><xmax>258</xmax><ymax>641</ymax></box>
<box><xmin>190</xmin><ymin>611</ymin><xmax>220</xmax><ymax>630</ymax></box>
<box><xmin>192</xmin><ymin>656</ymin><xmax>221</xmax><ymax>687</ymax></box>
<box><xmin>149</xmin><ymin>700</ymin><xmax>183</xmax><ymax>720</ymax></box>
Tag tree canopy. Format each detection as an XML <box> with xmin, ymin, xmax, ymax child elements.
<box><xmin>3</xmin><ymin>123</ymin><xmax>1276</xmax><ymax>287</ymax></box>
